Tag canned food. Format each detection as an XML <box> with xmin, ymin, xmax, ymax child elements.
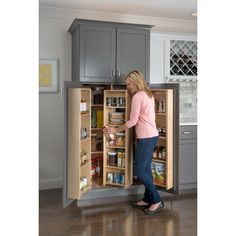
<box><xmin>111</xmin><ymin>97</ymin><xmax>117</xmax><ymax>106</ymax></box>
<box><xmin>113</xmin><ymin>173</ymin><xmax>120</xmax><ymax>184</ymax></box>
<box><xmin>117</xmin><ymin>97</ymin><xmax>123</xmax><ymax>107</ymax></box>
<box><xmin>107</xmin><ymin>172</ymin><xmax>113</xmax><ymax>183</ymax></box>
<box><xmin>120</xmin><ymin>175</ymin><xmax>125</xmax><ymax>185</ymax></box>
<box><xmin>106</xmin><ymin>97</ymin><xmax>112</xmax><ymax>106</ymax></box>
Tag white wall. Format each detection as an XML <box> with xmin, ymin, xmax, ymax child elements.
<box><xmin>39</xmin><ymin>6</ymin><xmax>197</xmax><ymax>190</ymax></box>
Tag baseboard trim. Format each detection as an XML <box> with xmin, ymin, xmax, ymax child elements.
<box><xmin>39</xmin><ymin>178</ymin><xmax>63</xmax><ymax>190</ymax></box>
<box><xmin>179</xmin><ymin>182</ymin><xmax>197</xmax><ymax>190</ymax></box>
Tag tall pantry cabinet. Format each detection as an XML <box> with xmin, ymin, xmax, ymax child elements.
<box><xmin>63</xmin><ymin>82</ymin><xmax>179</xmax><ymax>207</ymax></box>
<box><xmin>63</xmin><ymin>19</ymin><xmax>179</xmax><ymax>207</ymax></box>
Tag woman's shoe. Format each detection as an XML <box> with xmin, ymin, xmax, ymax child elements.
<box><xmin>131</xmin><ymin>201</ymin><xmax>150</xmax><ymax>209</ymax></box>
<box><xmin>144</xmin><ymin>201</ymin><xmax>164</xmax><ymax>215</ymax></box>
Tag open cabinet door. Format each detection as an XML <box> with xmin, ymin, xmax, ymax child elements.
<box><xmin>102</xmin><ymin>90</ymin><xmax>133</xmax><ymax>189</ymax></box>
<box><xmin>150</xmin><ymin>84</ymin><xmax>179</xmax><ymax>195</ymax></box>
<box><xmin>63</xmin><ymin>82</ymin><xmax>91</xmax><ymax>207</ymax></box>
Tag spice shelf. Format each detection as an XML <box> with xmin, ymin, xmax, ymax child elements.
<box><xmin>106</xmin><ymin>166</ymin><xmax>126</xmax><ymax>170</ymax></box>
<box><xmin>105</xmin><ymin>182</ymin><xmax>124</xmax><ymax>187</ymax></box>
<box><xmin>152</xmin><ymin>88</ymin><xmax>173</xmax><ymax>190</ymax></box>
<box><xmin>103</xmin><ymin>89</ymin><xmax>133</xmax><ymax>189</ymax></box>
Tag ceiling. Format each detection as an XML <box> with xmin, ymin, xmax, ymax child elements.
<box><xmin>39</xmin><ymin>0</ymin><xmax>197</xmax><ymax>21</ymax></box>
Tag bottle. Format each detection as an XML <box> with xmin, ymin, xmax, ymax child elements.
<box><xmin>162</xmin><ymin>148</ymin><xmax>166</xmax><ymax>160</ymax></box>
<box><xmin>80</xmin><ymin>98</ymin><xmax>87</xmax><ymax>114</ymax></box>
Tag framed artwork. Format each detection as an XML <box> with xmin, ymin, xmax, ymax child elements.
<box><xmin>39</xmin><ymin>59</ymin><xmax>58</xmax><ymax>92</ymax></box>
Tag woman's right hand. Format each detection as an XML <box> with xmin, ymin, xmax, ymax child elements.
<box><xmin>105</xmin><ymin>126</ymin><xmax>117</xmax><ymax>135</ymax></box>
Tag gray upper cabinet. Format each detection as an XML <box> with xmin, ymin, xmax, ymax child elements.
<box><xmin>68</xmin><ymin>19</ymin><xmax>151</xmax><ymax>84</ymax></box>
<box><xmin>79</xmin><ymin>25</ymin><xmax>116</xmax><ymax>83</ymax></box>
<box><xmin>116</xmin><ymin>28</ymin><xmax>150</xmax><ymax>84</ymax></box>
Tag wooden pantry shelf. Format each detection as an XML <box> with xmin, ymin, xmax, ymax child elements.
<box><xmin>91</xmin><ymin>104</ymin><xmax>104</xmax><ymax>107</ymax></box>
<box><xmin>152</xmin><ymin>159</ymin><xmax>166</xmax><ymax>163</ymax></box>
<box><xmin>91</xmin><ymin>151</ymin><xmax>103</xmax><ymax>154</ymax></box>
<box><xmin>106</xmin><ymin>166</ymin><xmax>125</xmax><ymax>170</ymax></box>
<box><xmin>105</xmin><ymin>182</ymin><xmax>124</xmax><ymax>187</ymax></box>
<box><xmin>106</xmin><ymin>146</ymin><xmax>125</xmax><ymax>149</ymax></box>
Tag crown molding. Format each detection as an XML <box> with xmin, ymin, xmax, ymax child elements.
<box><xmin>39</xmin><ymin>6</ymin><xmax>197</xmax><ymax>33</ymax></box>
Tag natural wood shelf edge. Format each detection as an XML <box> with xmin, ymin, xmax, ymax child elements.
<box><xmin>105</xmin><ymin>182</ymin><xmax>124</xmax><ymax>187</ymax></box>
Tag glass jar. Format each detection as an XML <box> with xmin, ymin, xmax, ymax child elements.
<box><xmin>107</xmin><ymin>151</ymin><xmax>117</xmax><ymax>166</ymax></box>
<box><xmin>96</xmin><ymin>156</ymin><xmax>103</xmax><ymax>177</ymax></box>
<box><xmin>116</xmin><ymin>132</ymin><xmax>125</xmax><ymax>147</ymax></box>
<box><xmin>93</xmin><ymin>87</ymin><xmax>103</xmax><ymax>104</ymax></box>
<box><xmin>91</xmin><ymin>159</ymin><xmax>96</xmax><ymax>179</ymax></box>
<box><xmin>80</xmin><ymin>98</ymin><xmax>87</xmax><ymax>113</ymax></box>
<box><xmin>103</xmin><ymin>125</ymin><xmax>115</xmax><ymax>145</ymax></box>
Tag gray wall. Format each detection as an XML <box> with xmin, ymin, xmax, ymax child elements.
<box><xmin>39</xmin><ymin>6</ymin><xmax>197</xmax><ymax>190</ymax></box>
<box><xmin>39</xmin><ymin>16</ymin><xmax>72</xmax><ymax>189</ymax></box>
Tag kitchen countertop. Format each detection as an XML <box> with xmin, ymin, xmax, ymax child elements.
<box><xmin>180</xmin><ymin>122</ymin><xmax>197</xmax><ymax>126</ymax></box>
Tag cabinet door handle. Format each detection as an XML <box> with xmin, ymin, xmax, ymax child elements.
<box><xmin>112</xmin><ymin>69</ymin><xmax>115</xmax><ymax>78</ymax></box>
<box><xmin>60</xmin><ymin>87</ymin><xmax>64</xmax><ymax>100</ymax></box>
<box><xmin>117</xmin><ymin>69</ymin><xmax>121</xmax><ymax>77</ymax></box>
<box><xmin>183</xmin><ymin>131</ymin><xmax>193</xmax><ymax>135</ymax></box>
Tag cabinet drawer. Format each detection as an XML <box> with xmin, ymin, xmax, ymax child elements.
<box><xmin>180</xmin><ymin>125</ymin><xmax>197</xmax><ymax>140</ymax></box>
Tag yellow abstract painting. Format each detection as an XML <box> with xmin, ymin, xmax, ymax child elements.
<box><xmin>39</xmin><ymin>64</ymin><xmax>52</xmax><ymax>87</ymax></box>
<box><xmin>39</xmin><ymin>59</ymin><xmax>58</xmax><ymax>92</ymax></box>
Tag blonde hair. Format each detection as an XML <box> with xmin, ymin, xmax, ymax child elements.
<box><xmin>124</xmin><ymin>70</ymin><xmax>153</xmax><ymax>98</ymax></box>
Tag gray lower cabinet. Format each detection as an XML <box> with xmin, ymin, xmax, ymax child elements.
<box><xmin>179</xmin><ymin>125</ymin><xmax>197</xmax><ymax>190</ymax></box>
<box><xmin>68</xmin><ymin>19</ymin><xmax>151</xmax><ymax>84</ymax></box>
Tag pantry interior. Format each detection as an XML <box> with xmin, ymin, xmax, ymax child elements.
<box><xmin>64</xmin><ymin>82</ymin><xmax>179</xmax><ymax>205</ymax></box>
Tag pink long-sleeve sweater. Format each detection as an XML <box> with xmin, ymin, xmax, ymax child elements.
<box><xmin>125</xmin><ymin>91</ymin><xmax>159</xmax><ymax>139</ymax></box>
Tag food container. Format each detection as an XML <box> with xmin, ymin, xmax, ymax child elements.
<box><xmin>91</xmin><ymin>133</ymin><xmax>97</xmax><ymax>152</ymax></box>
<box><xmin>110</xmin><ymin>118</ymin><xmax>125</xmax><ymax>125</ymax></box>
<box><xmin>91</xmin><ymin>110</ymin><xmax>97</xmax><ymax>128</ymax></box>
<box><xmin>96</xmin><ymin>111</ymin><xmax>103</xmax><ymax>128</ymax></box>
<box><xmin>120</xmin><ymin>174</ymin><xmax>125</xmax><ymax>185</ymax></box>
<box><xmin>91</xmin><ymin>159</ymin><xmax>96</xmax><ymax>179</ymax></box>
<box><xmin>96</xmin><ymin>156</ymin><xmax>103</xmax><ymax>177</ymax></box>
<box><xmin>116</xmin><ymin>132</ymin><xmax>125</xmax><ymax>146</ymax></box>
<box><xmin>117</xmin><ymin>97</ymin><xmax>126</xmax><ymax>107</ymax></box>
<box><xmin>113</xmin><ymin>173</ymin><xmax>121</xmax><ymax>184</ymax></box>
<box><xmin>106</xmin><ymin>97</ymin><xmax>112</xmax><ymax>106</ymax></box>
<box><xmin>103</xmin><ymin>125</ymin><xmax>115</xmax><ymax>146</ymax></box>
<box><xmin>107</xmin><ymin>151</ymin><xmax>117</xmax><ymax>166</ymax></box>
<box><xmin>110</xmin><ymin>112</ymin><xmax>125</xmax><ymax>119</ymax></box>
<box><xmin>93</xmin><ymin>87</ymin><xmax>103</xmax><ymax>104</ymax></box>
<box><xmin>107</xmin><ymin>172</ymin><xmax>113</xmax><ymax>183</ymax></box>
<box><xmin>111</xmin><ymin>97</ymin><xmax>117</xmax><ymax>106</ymax></box>
<box><xmin>117</xmin><ymin>150</ymin><xmax>125</xmax><ymax>167</ymax></box>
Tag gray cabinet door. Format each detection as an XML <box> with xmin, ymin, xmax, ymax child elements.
<box><xmin>79</xmin><ymin>25</ymin><xmax>116</xmax><ymax>83</ymax></box>
<box><xmin>116</xmin><ymin>28</ymin><xmax>150</xmax><ymax>84</ymax></box>
<box><xmin>179</xmin><ymin>126</ymin><xmax>197</xmax><ymax>189</ymax></box>
<box><xmin>179</xmin><ymin>139</ymin><xmax>197</xmax><ymax>186</ymax></box>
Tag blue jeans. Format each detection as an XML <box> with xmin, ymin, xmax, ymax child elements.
<box><xmin>134</xmin><ymin>136</ymin><xmax>160</xmax><ymax>204</ymax></box>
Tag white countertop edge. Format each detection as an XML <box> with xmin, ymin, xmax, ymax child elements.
<box><xmin>180</xmin><ymin>122</ymin><xmax>197</xmax><ymax>126</ymax></box>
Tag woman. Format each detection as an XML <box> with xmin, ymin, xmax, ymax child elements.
<box><xmin>106</xmin><ymin>70</ymin><xmax>164</xmax><ymax>215</ymax></box>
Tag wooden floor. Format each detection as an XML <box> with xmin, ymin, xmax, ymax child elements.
<box><xmin>39</xmin><ymin>189</ymin><xmax>197</xmax><ymax>236</ymax></box>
